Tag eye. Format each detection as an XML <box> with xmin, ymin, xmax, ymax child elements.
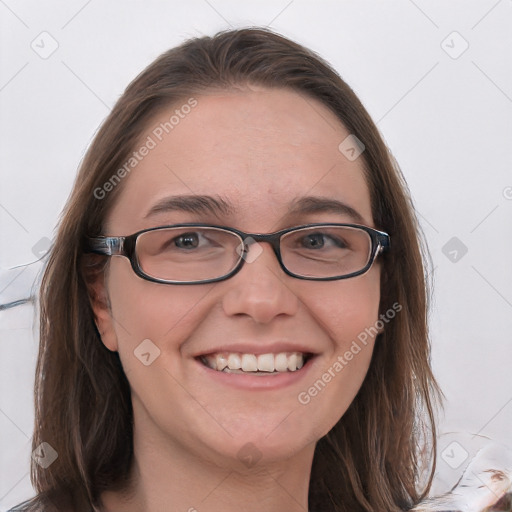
<box><xmin>174</xmin><ymin>232</ymin><xmax>201</xmax><ymax>249</ymax></box>
<box><xmin>154</xmin><ymin>231</ymin><xmax>211</xmax><ymax>253</ymax></box>
<box><xmin>299</xmin><ymin>232</ymin><xmax>347</xmax><ymax>250</ymax></box>
<box><xmin>160</xmin><ymin>229</ymin><xmax>227</xmax><ymax>253</ymax></box>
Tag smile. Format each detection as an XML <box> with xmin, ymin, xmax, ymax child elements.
<box><xmin>199</xmin><ymin>352</ymin><xmax>313</xmax><ymax>374</ymax></box>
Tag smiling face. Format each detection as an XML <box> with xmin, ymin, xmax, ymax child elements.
<box><xmin>93</xmin><ymin>86</ymin><xmax>382</xmax><ymax>470</ymax></box>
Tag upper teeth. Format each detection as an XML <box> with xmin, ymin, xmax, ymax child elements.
<box><xmin>202</xmin><ymin>352</ymin><xmax>305</xmax><ymax>373</ymax></box>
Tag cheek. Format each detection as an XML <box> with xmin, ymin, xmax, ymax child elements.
<box><xmin>310</xmin><ymin>267</ymin><xmax>381</xmax><ymax>347</ymax></box>
<box><xmin>105</xmin><ymin>258</ymin><xmax>215</xmax><ymax>364</ymax></box>
<box><xmin>296</xmin><ymin>269</ymin><xmax>381</xmax><ymax>434</ymax></box>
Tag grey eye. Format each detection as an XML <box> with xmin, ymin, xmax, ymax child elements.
<box><xmin>300</xmin><ymin>233</ymin><xmax>346</xmax><ymax>249</ymax></box>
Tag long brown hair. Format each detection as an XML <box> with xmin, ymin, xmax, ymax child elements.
<box><xmin>14</xmin><ymin>27</ymin><xmax>441</xmax><ymax>512</ymax></box>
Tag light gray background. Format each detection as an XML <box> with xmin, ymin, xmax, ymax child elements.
<box><xmin>1</xmin><ymin>1</ymin><xmax>511</xmax><ymax>508</ymax></box>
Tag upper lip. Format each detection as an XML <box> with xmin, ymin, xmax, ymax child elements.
<box><xmin>193</xmin><ymin>341</ymin><xmax>319</xmax><ymax>358</ymax></box>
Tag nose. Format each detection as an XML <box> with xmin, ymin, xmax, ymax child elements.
<box><xmin>221</xmin><ymin>241</ymin><xmax>299</xmax><ymax>324</ymax></box>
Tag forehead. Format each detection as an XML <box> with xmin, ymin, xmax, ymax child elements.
<box><xmin>105</xmin><ymin>87</ymin><xmax>373</xmax><ymax>233</ymax></box>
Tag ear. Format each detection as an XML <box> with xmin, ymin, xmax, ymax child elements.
<box><xmin>83</xmin><ymin>255</ymin><xmax>119</xmax><ymax>352</ymax></box>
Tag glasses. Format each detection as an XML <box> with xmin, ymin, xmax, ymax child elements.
<box><xmin>85</xmin><ymin>223</ymin><xmax>390</xmax><ymax>285</ymax></box>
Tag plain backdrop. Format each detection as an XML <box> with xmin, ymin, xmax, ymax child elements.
<box><xmin>1</xmin><ymin>1</ymin><xmax>511</xmax><ymax>508</ymax></box>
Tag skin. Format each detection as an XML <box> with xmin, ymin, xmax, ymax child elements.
<box><xmin>93</xmin><ymin>86</ymin><xmax>382</xmax><ymax>512</ymax></box>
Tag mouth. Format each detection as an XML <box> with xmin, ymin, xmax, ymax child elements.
<box><xmin>197</xmin><ymin>351</ymin><xmax>315</xmax><ymax>375</ymax></box>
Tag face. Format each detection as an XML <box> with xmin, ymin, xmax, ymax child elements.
<box><xmin>94</xmin><ymin>86</ymin><xmax>382</xmax><ymax>469</ymax></box>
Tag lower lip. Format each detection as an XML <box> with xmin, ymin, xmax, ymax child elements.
<box><xmin>194</xmin><ymin>356</ymin><xmax>317</xmax><ymax>391</ymax></box>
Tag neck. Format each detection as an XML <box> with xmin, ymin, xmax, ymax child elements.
<box><xmin>100</xmin><ymin>401</ymin><xmax>314</xmax><ymax>512</ymax></box>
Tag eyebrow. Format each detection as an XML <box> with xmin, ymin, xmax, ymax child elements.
<box><xmin>288</xmin><ymin>196</ymin><xmax>365</xmax><ymax>224</ymax></box>
<box><xmin>144</xmin><ymin>194</ymin><xmax>235</xmax><ymax>219</ymax></box>
<box><xmin>144</xmin><ymin>194</ymin><xmax>366</xmax><ymax>224</ymax></box>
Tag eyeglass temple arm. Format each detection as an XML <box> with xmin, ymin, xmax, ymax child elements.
<box><xmin>86</xmin><ymin>236</ymin><xmax>125</xmax><ymax>256</ymax></box>
<box><xmin>376</xmin><ymin>232</ymin><xmax>390</xmax><ymax>253</ymax></box>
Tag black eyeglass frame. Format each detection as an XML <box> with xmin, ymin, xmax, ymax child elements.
<box><xmin>85</xmin><ymin>222</ymin><xmax>390</xmax><ymax>285</ymax></box>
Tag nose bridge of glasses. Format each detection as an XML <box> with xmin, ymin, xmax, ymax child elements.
<box><xmin>239</xmin><ymin>232</ymin><xmax>282</xmax><ymax>259</ymax></box>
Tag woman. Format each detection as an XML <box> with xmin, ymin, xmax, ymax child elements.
<box><xmin>13</xmin><ymin>27</ymin><xmax>445</xmax><ymax>512</ymax></box>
